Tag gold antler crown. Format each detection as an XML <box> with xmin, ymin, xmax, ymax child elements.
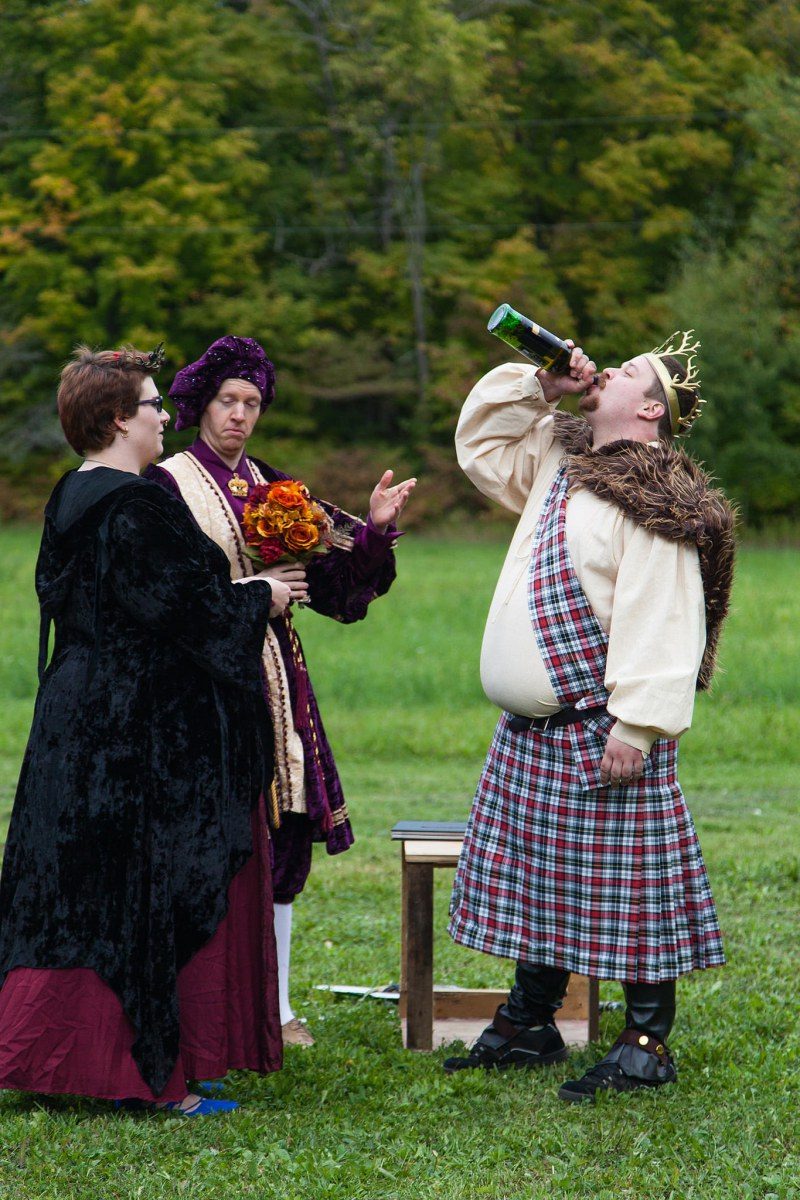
<box><xmin>645</xmin><ymin>329</ymin><xmax>704</xmax><ymax>436</ymax></box>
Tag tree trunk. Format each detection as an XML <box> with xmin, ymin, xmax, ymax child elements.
<box><xmin>406</xmin><ymin>159</ymin><xmax>429</xmax><ymax>438</ymax></box>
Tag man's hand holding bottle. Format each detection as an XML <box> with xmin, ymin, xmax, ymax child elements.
<box><xmin>487</xmin><ymin>304</ymin><xmax>596</xmax><ymax>399</ymax></box>
<box><xmin>537</xmin><ymin>340</ymin><xmax>597</xmax><ymax>404</ymax></box>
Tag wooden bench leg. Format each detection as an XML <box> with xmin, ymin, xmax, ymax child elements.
<box><xmin>403</xmin><ymin>861</ymin><xmax>434</xmax><ymax>1050</ymax></box>
<box><xmin>588</xmin><ymin>978</ymin><xmax>600</xmax><ymax>1042</ymax></box>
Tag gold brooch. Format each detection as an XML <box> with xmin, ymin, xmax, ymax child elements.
<box><xmin>227</xmin><ymin>472</ymin><xmax>249</xmax><ymax>498</ymax></box>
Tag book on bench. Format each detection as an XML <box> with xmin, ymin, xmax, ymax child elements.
<box><xmin>390</xmin><ymin>820</ymin><xmax>467</xmax><ymax>841</ymax></box>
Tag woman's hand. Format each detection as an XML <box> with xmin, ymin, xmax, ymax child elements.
<box><xmin>234</xmin><ymin>571</ymin><xmax>294</xmax><ymax>617</ymax></box>
<box><xmin>369</xmin><ymin>469</ymin><xmax>417</xmax><ymax>533</ymax></box>
<box><xmin>267</xmin><ymin>578</ymin><xmax>293</xmax><ymax>617</ymax></box>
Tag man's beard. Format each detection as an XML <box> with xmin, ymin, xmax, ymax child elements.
<box><xmin>579</xmin><ymin>392</ymin><xmax>600</xmax><ymax>413</ymax></box>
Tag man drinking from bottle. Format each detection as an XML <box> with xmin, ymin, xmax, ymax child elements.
<box><xmin>446</xmin><ymin>331</ymin><xmax>735</xmax><ymax>1101</ymax></box>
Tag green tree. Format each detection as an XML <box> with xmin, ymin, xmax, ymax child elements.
<box><xmin>0</xmin><ymin>0</ymin><xmax>282</xmax><ymax>455</ymax></box>
<box><xmin>479</xmin><ymin>0</ymin><xmax>762</xmax><ymax>360</ymax></box>
<box><xmin>242</xmin><ymin>0</ymin><xmax>514</xmax><ymax>446</ymax></box>
<box><xmin>1</xmin><ymin>0</ymin><xmax>798</xmax><ymax>524</ymax></box>
<box><xmin>664</xmin><ymin>73</ymin><xmax>800</xmax><ymax>521</ymax></box>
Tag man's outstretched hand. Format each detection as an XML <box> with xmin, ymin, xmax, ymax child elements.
<box><xmin>369</xmin><ymin>469</ymin><xmax>417</xmax><ymax>533</ymax></box>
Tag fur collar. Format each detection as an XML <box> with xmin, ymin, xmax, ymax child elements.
<box><xmin>554</xmin><ymin>412</ymin><xmax>737</xmax><ymax>690</ymax></box>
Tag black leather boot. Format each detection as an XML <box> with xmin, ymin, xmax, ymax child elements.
<box><xmin>623</xmin><ymin>980</ymin><xmax>676</xmax><ymax>1043</ymax></box>
<box><xmin>443</xmin><ymin>963</ymin><xmax>570</xmax><ymax>1074</ymax></box>
<box><xmin>501</xmin><ymin>962</ymin><xmax>572</xmax><ymax>1027</ymax></box>
<box><xmin>558</xmin><ymin>980</ymin><xmax>677</xmax><ymax>1102</ymax></box>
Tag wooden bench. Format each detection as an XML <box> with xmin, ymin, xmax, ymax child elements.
<box><xmin>392</xmin><ymin>820</ymin><xmax>600</xmax><ymax>1051</ymax></box>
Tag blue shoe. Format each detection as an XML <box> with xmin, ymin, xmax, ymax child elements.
<box><xmin>161</xmin><ymin>1097</ymin><xmax>239</xmax><ymax>1117</ymax></box>
<box><xmin>194</xmin><ymin>1078</ymin><xmax>228</xmax><ymax>1096</ymax></box>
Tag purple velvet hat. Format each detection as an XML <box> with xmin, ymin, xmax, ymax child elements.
<box><xmin>169</xmin><ymin>335</ymin><xmax>276</xmax><ymax>431</ymax></box>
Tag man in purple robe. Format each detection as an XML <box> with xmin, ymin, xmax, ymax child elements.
<box><xmin>147</xmin><ymin>336</ymin><xmax>415</xmax><ymax>1045</ymax></box>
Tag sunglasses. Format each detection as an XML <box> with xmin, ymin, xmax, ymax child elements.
<box><xmin>138</xmin><ymin>395</ymin><xmax>166</xmax><ymax>413</ymax></box>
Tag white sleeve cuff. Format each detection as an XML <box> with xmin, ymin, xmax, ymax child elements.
<box><xmin>610</xmin><ymin>720</ymin><xmax>656</xmax><ymax>756</ymax></box>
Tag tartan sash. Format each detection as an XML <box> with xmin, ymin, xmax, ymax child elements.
<box><xmin>528</xmin><ymin>467</ymin><xmax>663</xmax><ymax>790</ymax></box>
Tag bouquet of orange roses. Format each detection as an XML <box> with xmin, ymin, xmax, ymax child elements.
<box><xmin>242</xmin><ymin>479</ymin><xmax>333</xmax><ymax>568</ymax></box>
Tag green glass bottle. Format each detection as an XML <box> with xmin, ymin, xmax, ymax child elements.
<box><xmin>487</xmin><ymin>303</ymin><xmax>572</xmax><ymax>373</ymax></box>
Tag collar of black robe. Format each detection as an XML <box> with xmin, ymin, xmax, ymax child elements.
<box><xmin>53</xmin><ymin>466</ymin><xmax>148</xmax><ymax>534</ymax></box>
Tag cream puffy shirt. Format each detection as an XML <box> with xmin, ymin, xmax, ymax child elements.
<box><xmin>456</xmin><ymin>363</ymin><xmax>706</xmax><ymax>755</ymax></box>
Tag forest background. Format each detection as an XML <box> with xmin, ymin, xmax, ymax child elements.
<box><xmin>1</xmin><ymin>0</ymin><xmax>799</xmax><ymax>528</ymax></box>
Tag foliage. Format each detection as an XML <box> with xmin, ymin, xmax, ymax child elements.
<box><xmin>0</xmin><ymin>0</ymin><xmax>282</xmax><ymax>439</ymax></box>
<box><xmin>0</xmin><ymin>0</ymin><xmax>798</xmax><ymax>520</ymax></box>
<box><xmin>663</xmin><ymin>73</ymin><xmax>800</xmax><ymax>522</ymax></box>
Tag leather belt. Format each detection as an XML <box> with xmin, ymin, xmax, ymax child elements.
<box><xmin>507</xmin><ymin>704</ymin><xmax>608</xmax><ymax>734</ymax></box>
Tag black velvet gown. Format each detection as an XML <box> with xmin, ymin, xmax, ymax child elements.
<box><xmin>0</xmin><ymin>468</ymin><xmax>275</xmax><ymax>1096</ymax></box>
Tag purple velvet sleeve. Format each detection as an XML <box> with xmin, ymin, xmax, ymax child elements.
<box><xmin>304</xmin><ymin>514</ymin><xmax>398</xmax><ymax>624</ymax></box>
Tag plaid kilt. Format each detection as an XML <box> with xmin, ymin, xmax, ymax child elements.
<box><xmin>448</xmin><ymin>713</ymin><xmax>725</xmax><ymax>982</ymax></box>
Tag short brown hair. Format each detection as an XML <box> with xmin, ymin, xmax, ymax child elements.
<box><xmin>644</xmin><ymin>354</ymin><xmax>700</xmax><ymax>441</ymax></box>
<box><xmin>57</xmin><ymin>345</ymin><xmax>156</xmax><ymax>455</ymax></box>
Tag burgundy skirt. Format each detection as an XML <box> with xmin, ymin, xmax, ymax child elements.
<box><xmin>0</xmin><ymin>801</ymin><xmax>282</xmax><ymax>1103</ymax></box>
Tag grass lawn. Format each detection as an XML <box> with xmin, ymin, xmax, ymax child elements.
<box><xmin>0</xmin><ymin>524</ymin><xmax>798</xmax><ymax>1199</ymax></box>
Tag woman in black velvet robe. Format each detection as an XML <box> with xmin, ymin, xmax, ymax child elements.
<box><xmin>0</xmin><ymin>345</ymin><xmax>290</xmax><ymax>1112</ymax></box>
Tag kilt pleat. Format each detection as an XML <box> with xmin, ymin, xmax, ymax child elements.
<box><xmin>448</xmin><ymin>714</ymin><xmax>725</xmax><ymax>983</ymax></box>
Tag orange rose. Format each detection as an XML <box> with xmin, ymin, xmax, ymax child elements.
<box><xmin>284</xmin><ymin>521</ymin><xmax>320</xmax><ymax>553</ymax></box>
<box><xmin>269</xmin><ymin>481</ymin><xmax>308</xmax><ymax>509</ymax></box>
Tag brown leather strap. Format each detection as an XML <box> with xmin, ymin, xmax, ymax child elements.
<box><xmin>617</xmin><ymin>1027</ymin><xmax>671</xmax><ymax>1065</ymax></box>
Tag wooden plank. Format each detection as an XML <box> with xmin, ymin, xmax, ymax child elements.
<box><xmin>403</xmin><ymin>839</ymin><xmax>463</xmax><ymax>864</ymax></box>
<box><xmin>399</xmin><ymin>847</ymin><xmax>408</xmax><ymax>1019</ymax></box>
<box><xmin>430</xmin><ymin>976</ymin><xmax>591</xmax><ymax>1021</ymax></box>
<box><xmin>588</xmin><ymin>978</ymin><xmax>600</xmax><ymax>1042</ymax></box>
<box><xmin>432</xmin><ymin>988</ymin><xmax>506</xmax><ymax>1019</ymax></box>
<box><xmin>562</xmin><ymin>975</ymin><xmax>591</xmax><ymax>1021</ymax></box>
<box><xmin>391</xmin><ymin>820</ymin><xmax>467</xmax><ymax>841</ymax></box>
<box><xmin>404</xmin><ymin>861</ymin><xmax>434</xmax><ymax>1050</ymax></box>
<box><xmin>403</xmin><ymin>1016</ymin><xmax>591</xmax><ymax>1052</ymax></box>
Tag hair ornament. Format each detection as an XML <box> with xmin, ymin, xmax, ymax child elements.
<box><xmin>142</xmin><ymin>342</ymin><xmax>165</xmax><ymax>373</ymax></box>
<box><xmin>102</xmin><ymin>343</ymin><xmax>166</xmax><ymax>373</ymax></box>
